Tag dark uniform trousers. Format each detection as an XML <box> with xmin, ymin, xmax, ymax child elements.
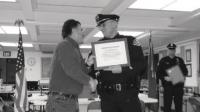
<box><xmin>100</xmin><ymin>91</ymin><xmax>141</xmax><ymax>112</ymax></box>
<box><xmin>163</xmin><ymin>85</ymin><xmax>184</xmax><ymax>112</ymax></box>
<box><xmin>46</xmin><ymin>94</ymin><xmax>79</xmax><ymax>112</ymax></box>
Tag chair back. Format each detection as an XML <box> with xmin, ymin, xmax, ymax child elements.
<box><xmin>87</xmin><ymin>101</ymin><xmax>101</xmax><ymax>112</ymax></box>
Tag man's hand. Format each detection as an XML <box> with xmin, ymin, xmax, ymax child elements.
<box><xmin>104</xmin><ymin>65</ymin><xmax>122</xmax><ymax>74</ymax></box>
<box><xmin>86</xmin><ymin>55</ymin><xmax>95</xmax><ymax>66</ymax></box>
<box><xmin>89</xmin><ymin>78</ymin><xmax>98</xmax><ymax>92</ymax></box>
<box><xmin>164</xmin><ymin>76</ymin><xmax>172</xmax><ymax>82</ymax></box>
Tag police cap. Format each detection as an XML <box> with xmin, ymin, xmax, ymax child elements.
<box><xmin>96</xmin><ymin>14</ymin><xmax>120</xmax><ymax>26</ymax></box>
<box><xmin>167</xmin><ymin>43</ymin><xmax>177</xmax><ymax>50</ymax></box>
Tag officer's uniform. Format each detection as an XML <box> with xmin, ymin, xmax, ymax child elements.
<box><xmin>156</xmin><ymin>43</ymin><xmax>188</xmax><ymax>112</ymax></box>
<box><xmin>88</xmin><ymin>14</ymin><xmax>146</xmax><ymax>112</ymax></box>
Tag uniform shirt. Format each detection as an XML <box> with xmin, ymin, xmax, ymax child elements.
<box><xmin>88</xmin><ymin>33</ymin><xmax>146</xmax><ymax>94</ymax></box>
<box><xmin>49</xmin><ymin>37</ymin><xmax>90</xmax><ymax>95</ymax></box>
<box><xmin>156</xmin><ymin>56</ymin><xmax>188</xmax><ymax>87</ymax></box>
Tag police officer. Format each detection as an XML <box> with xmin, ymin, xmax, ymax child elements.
<box><xmin>87</xmin><ymin>14</ymin><xmax>146</xmax><ymax>112</ymax></box>
<box><xmin>156</xmin><ymin>43</ymin><xmax>188</xmax><ymax>112</ymax></box>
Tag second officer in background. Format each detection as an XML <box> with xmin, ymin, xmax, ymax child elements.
<box><xmin>156</xmin><ymin>43</ymin><xmax>188</xmax><ymax>112</ymax></box>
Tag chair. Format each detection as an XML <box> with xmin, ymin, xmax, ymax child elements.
<box><xmin>87</xmin><ymin>101</ymin><xmax>101</xmax><ymax>112</ymax></box>
<box><xmin>38</xmin><ymin>79</ymin><xmax>49</xmax><ymax>95</ymax></box>
<box><xmin>188</xmin><ymin>97</ymin><xmax>200</xmax><ymax>112</ymax></box>
<box><xmin>0</xmin><ymin>97</ymin><xmax>14</xmax><ymax>112</ymax></box>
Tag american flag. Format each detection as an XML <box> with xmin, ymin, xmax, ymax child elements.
<box><xmin>14</xmin><ymin>28</ymin><xmax>27</xmax><ymax>112</ymax></box>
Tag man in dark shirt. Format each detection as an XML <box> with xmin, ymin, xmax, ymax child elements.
<box><xmin>156</xmin><ymin>43</ymin><xmax>188</xmax><ymax>112</ymax></box>
<box><xmin>46</xmin><ymin>19</ymin><xmax>96</xmax><ymax>112</ymax></box>
<box><xmin>87</xmin><ymin>14</ymin><xmax>146</xmax><ymax>112</ymax></box>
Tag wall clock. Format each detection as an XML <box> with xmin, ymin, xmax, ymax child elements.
<box><xmin>27</xmin><ymin>57</ymin><xmax>36</xmax><ymax>66</ymax></box>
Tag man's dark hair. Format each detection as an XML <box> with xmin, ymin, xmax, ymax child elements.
<box><xmin>62</xmin><ymin>19</ymin><xmax>80</xmax><ymax>39</ymax></box>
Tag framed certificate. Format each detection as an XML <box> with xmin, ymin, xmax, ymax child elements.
<box><xmin>92</xmin><ymin>38</ymin><xmax>130</xmax><ymax>70</ymax></box>
<box><xmin>186</xmin><ymin>49</ymin><xmax>191</xmax><ymax>62</ymax></box>
<box><xmin>166</xmin><ymin>65</ymin><xmax>184</xmax><ymax>85</ymax></box>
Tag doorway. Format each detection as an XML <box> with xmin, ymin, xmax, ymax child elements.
<box><xmin>0</xmin><ymin>58</ymin><xmax>17</xmax><ymax>84</ymax></box>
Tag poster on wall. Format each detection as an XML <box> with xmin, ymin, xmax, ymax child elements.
<box><xmin>41</xmin><ymin>57</ymin><xmax>52</xmax><ymax>79</ymax></box>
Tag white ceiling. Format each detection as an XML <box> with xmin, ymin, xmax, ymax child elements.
<box><xmin>0</xmin><ymin>0</ymin><xmax>200</xmax><ymax>53</ymax></box>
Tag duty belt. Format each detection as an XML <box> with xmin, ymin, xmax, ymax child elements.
<box><xmin>98</xmin><ymin>83</ymin><xmax>135</xmax><ymax>92</ymax></box>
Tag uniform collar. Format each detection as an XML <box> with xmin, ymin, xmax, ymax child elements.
<box><xmin>103</xmin><ymin>33</ymin><xmax>120</xmax><ymax>40</ymax></box>
<box><xmin>167</xmin><ymin>56</ymin><xmax>176</xmax><ymax>59</ymax></box>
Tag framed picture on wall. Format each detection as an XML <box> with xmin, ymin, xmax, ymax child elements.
<box><xmin>186</xmin><ymin>64</ymin><xmax>192</xmax><ymax>77</ymax></box>
<box><xmin>186</xmin><ymin>49</ymin><xmax>191</xmax><ymax>62</ymax></box>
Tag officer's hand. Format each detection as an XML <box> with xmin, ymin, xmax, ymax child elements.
<box><xmin>86</xmin><ymin>55</ymin><xmax>95</xmax><ymax>66</ymax></box>
<box><xmin>164</xmin><ymin>76</ymin><xmax>172</xmax><ymax>82</ymax></box>
<box><xmin>89</xmin><ymin>78</ymin><xmax>98</xmax><ymax>92</ymax></box>
<box><xmin>104</xmin><ymin>65</ymin><xmax>122</xmax><ymax>74</ymax></box>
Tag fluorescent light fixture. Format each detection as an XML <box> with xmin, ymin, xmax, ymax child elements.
<box><xmin>94</xmin><ymin>31</ymin><xmax>144</xmax><ymax>38</ymax></box>
<box><xmin>129</xmin><ymin>0</ymin><xmax>200</xmax><ymax>11</ymax></box>
<box><xmin>164</xmin><ymin>0</ymin><xmax>200</xmax><ymax>11</ymax></box>
<box><xmin>1</xmin><ymin>26</ymin><xmax>28</xmax><ymax>35</ymax></box>
<box><xmin>129</xmin><ymin>0</ymin><xmax>175</xmax><ymax>10</ymax></box>
<box><xmin>136</xmin><ymin>32</ymin><xmax>150</xmax><ymax>40</ymax></box>
<box><xmin>119</xmin><ymin>31</ymin><xmax>144</xmax><ymax>36</ymax></box>
<box><xmin>0</xmin><ymin>0</ymin><xmax>16</xmax><ymax>2</ymax></box>
<box><xmin>0</xmin><ymin>42</ymin><xmax>33</xmax><ymax>47</ymax></box>
<box><xmin>79</xmin><ymin>44</ymin><xmax>92</xmax><ymax>49</ymax></box>
<box><xmin>0</xmin><ymin>27</ymin><xmax>4</xmax><ymax>34</ymax></box>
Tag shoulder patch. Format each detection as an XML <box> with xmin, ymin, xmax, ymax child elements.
<box><xmin>176</xmin><ymin>57</ymin><xmax>181</xmax><ymax>64</ymax></box>
<box><xmin>132</xmin><ymin>39</ymin><xmax>141</xmax><ymax>46</ymax></box>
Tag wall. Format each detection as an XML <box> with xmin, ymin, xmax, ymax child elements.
<box><xmin>25</xmin><ymin>52</ymin><xmax>53</xmax><ymax>81</ymax></box>
<box><xmin>0</xmin><ymin>51</ymin><xmax>53</xmax><ymax>81</ymax></box>
<box><xmin>156</xmin><ymin>40</ymin><xmax>198</xmax><ymax>87</ymax></box>
<box><xmin>0</xmin><ymin>51</ymin><xmax>90</xmax><ymax>81</ymax></box>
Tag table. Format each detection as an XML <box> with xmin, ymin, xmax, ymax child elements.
<box><xmin>183</xmin><ymin>94</ymin><xmax>193</xmax><ymax>112</ymax></box>
<box><xmin>28</xmin><ymin>93</ymin><xmax>47</xmax><ymax>112</ymax></box>
<box><xmin>188</xmin><ymin>97</ymin><xmax>200</xmax><ymax>112</ymax></box>
<box><xmin>0</xmin><ymin>85</ymin><xmax>14</xmax><ymax>102</ymax></box>
<box><xmin>79</xmin><ymin>94</ymin><xmax>158</xmax><ymax>112</ymax></box>
<box><xmin>138</xmin><ymin>94</ymin><xmax>158</xmax><ymax>103</ymax></box>
<box><xmin>0</xmin><ymin>85</ymin><xmax>14</xmax><ymax>94</ymax></box>
<box><xmin>28</xmin><ymin>93</ymin><xmax>158</xmax><ymax>112</ymax></box>
<box><xmin>138</xmin><ymin>94</ymin><xmax>158</xmax><ymax>112</ymax></box>
<box><xmin>79</xmin><ymin>94</ymin><xmax>158</xmax><ymax>104</ymax></box>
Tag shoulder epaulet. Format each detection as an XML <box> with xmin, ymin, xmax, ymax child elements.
<box><xmin>132</xmin><ymin>38</ymin><xmax>141</xmax><ymax>46</ymax></box>
<box><xmin>160</xmin><ymin>56</ymin><xmax>167</xmax><ymax>61</ymax></box>
<box><xmin>98</xmin><ymin>38</ymin><xmax>104</xmax><ymax>41</ymax></box>
<box><xmin>176</xmin><ymin>56</ymin><xmax>183</xmax><ymax>62</ymax></box>
<box><xmin>119</xmin><ymin>35</ymin><xmax>141</xmax><ymax>46</ymax></box>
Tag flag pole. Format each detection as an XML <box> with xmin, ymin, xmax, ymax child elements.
<box><xmin>147</xmin><ymin>30</ymin><xmax>159</xmax><ymax>112</ymax></box>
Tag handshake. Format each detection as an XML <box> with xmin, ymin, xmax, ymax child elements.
<box><xmin>89</xmin><ymin>78</ymin><xmax>98</xmax><ymax>92</ymax></box>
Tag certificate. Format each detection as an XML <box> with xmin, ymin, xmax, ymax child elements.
<box><xmin>166</xmin><ymin>65</ymin><xmax>185</xmax><ymax>85</ymax></box>
<box><xmin>92</xmin><ymin>38</ymin><xmax>130</xmax><ymax>69</ymax></box>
